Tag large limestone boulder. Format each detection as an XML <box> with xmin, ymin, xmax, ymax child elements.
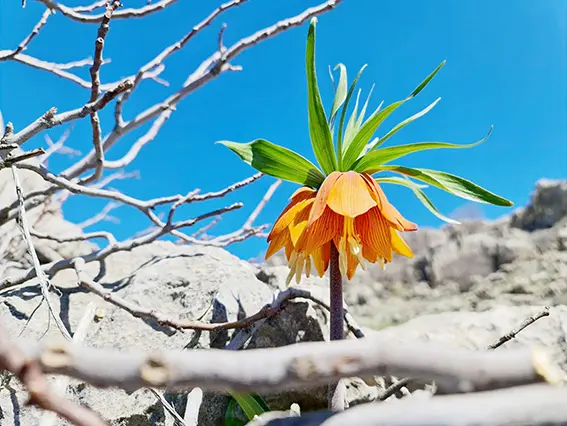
<box><xmin>0</xmin><ymin>242</ymin><xmax>273</xmax><ymax>425</ymax></box>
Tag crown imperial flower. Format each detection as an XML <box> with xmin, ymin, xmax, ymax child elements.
<box><xmin>219</xmin><ymin>17</ymin><xmax>512</xmax><ymax>285</ymax></box>
<box><xmin>267</xmin><ymin>171</ymin><xmax>417</xmax><ymax>283</ymax></box>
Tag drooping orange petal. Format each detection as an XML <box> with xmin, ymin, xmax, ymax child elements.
<box><xmin>297</xmin><ymin>207</ymin><xmax>343</xmax><ymax>254</ymax></box>
<box><xmin>362</xmin><ymin>244</ymin><xmax>378</xmax><ymax>263</ymax></box>
<box><xmin>355</xmin><ymin>207</ymin><xmax>393</xmax><ymax>262</ymax></box>
<box><xmin>285</xmin><ymin>241</ymin><xmax>293</xmax><ymax>261</ymax></box>
<box><xmin>289</xmin><ymin>220</ymin><xmax>308</xmax><ymax>246</ymax></box>
<box><xmin>290</xmin><ymin>186</ymin><xmax>316</xmax><ymax>201</ymax></box>
<box><xmin>326</xmin><ymin>171</ymin><xmax>377</xmax><ymax>218</ymax></box>
<box><xmin>307</xmin><ymin>171</ymin><xmax>342</xmax><ymax>227</ymax></box>
<box><xmin>268</xmin><ymin>197</ymin><xmax>315</xmax><ymax>241</ymax></box>
<box><xmin>361</xmin><ymin>174</ymin><xmax>417</xmax><ymax>232</ymax></box>
<box><xmin>391</xmin><ymin>228</ymin><xmax>414</xmax><ymax>258</ymax></box>
<box><xmin>265</xmin><ymin>229</ymin><xmax>292</xmax><ymax>259</ymax></box>
<box><xmin>311</xmin><ymin>242</ymin><xmax>331</xmax><ymax>277</ymax></box>
<box><xmin>288</xmin><ymin>199</ymin><xmax>313</xmax><ymax>245</ymax></box>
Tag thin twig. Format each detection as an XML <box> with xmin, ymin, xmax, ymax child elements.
<box><xmin>1</xmin><ymin>80</ymin><xmax>132</xmax><ymax>147</ymax></box>
<box><xmin>148</xmin><ymin>388</ymin><xmax>187</xmax><ymax>426</ymax></box>
<box><xmin>39</xmin><ymin>0</ymin><xmax>179</xmax><ymax>23</ymax></box>
<box><xmin>377</xmin><ymin>377</ymin><xmax>412</xmax><ymax>401</ymax></box>
<box><xmin>0</xmin><ymin>9</ymin><xmax>53</xmax><ymax>59</ymax></box>
<box><xmin>10</xmin><ymin>166</ymin><xmax>72</xmax><ymax>341</ymax></box>
<box><xmin>62</xmin><ymin>0</ymin><xmax>344</xmax><ymax>181</ymax></box>
<box><xmin>487</xmin><ymin>307</ymin><xmax>551</xmax><ymax>350</ymax></box>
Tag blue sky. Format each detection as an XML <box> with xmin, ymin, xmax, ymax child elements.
<box><xmin>1</xmin><ymin>0</ymin><xmax>566</xmax><ymax>261</ymax></box>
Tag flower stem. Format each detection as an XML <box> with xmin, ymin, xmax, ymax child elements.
<box><xmin>329</xmin><ymin>243</ymin><xmax>344</xmax><ymax>341</ymax></box>
<box><xmin>327</xmin><ymin>242</ymin><xmax>346</xmax><ymax>411</ymax></box>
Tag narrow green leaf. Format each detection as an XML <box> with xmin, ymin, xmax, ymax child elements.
<box><xmin>329</xmin><ymin>63</ymin><xmax>348</xmax><ymax>125</ymax></box>
<box><xmin>370</xmin><ymin>97</ymin><xmax>441</xmax><ymax>151</ymax></box>
<box><xmin>328</xmin><ymin>65</ymin><xmax>336</xmax><ymax>91</ymax></box>
<box><xmin>232</xmin><ymin>393</ymin><xmax>269</xmax><ymax>420</ymax></box>
<box><xmin>362</xmin><ymin>136</ymin><xmax>379</xmax><ymax>156</ymax></box>
<box><xmin>342</xmin><ymin>89</ymin><xmax>361</xmax><ymax>150</ymax></box>
<box><xmin>409</xmin><ymin>60</ymin><xmax>446</xmax><ymax>97</ymax></box>
<box><xmin>341</xmin><ymin>60</ymin><xmax>446</xmax><ymax>170</ymax></box>
<box><xmin>306</xmin><ymin>18</ymin><xmax>337</xmax><ymax>174</ymax></box>
<box><xmin>224</xmin><ymin>398</ymin><xmax>245</xmax><ymax>426</ymax></box>
<box><xmin>379</xmin><ymin>165</ymin><xmax>514</xmax><ymax>206</ymax></box>
<box><xmin>343</xmin><ymin>87</ymin><xmax>379</xmax><ymax>156</ymax></box>
<box><xmin>374</xmin><ymin>176</ymin><xmax>428</xmax><ymax>189</ymax></box>
<box><xmin>375</xmin><ymin>176</ymin><xmax>459</xmax><ymax>224</ymax></box>
<box><xmin>218</xmin><ymin>139</ymin><xmax>325</xmax><ymax>188</ymax></box>
<box><xmin>353</xmin><ymin>127</ymin><xmax>493</xmax><ymax>173</ymax></box>
<box><xmin>356</xmin><ymin>85</ymin><xmax>377</xmax><ymax>129</ymax></box>
<box><xmin>337</xmin><ymin>64</ymin><xmax>367</xmax><ymax>168</ymax></box>
<box><xmin>341</xmin><ymin>99</ymin><xmax>406</xmax><ymax>169</ymax></box>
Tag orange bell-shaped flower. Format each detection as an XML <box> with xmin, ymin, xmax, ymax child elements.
<box><xmin>266</xmin><ymin>171</ymin><xmax>417</xmax><ymax>283</ymax></box>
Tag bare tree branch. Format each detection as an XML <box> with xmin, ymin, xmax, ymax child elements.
<box><xmin>252</xmin><ymin>384</ymin><xmax>567</xmax><ymax>426</ymax></box>
<box><xmin>79</xmin><ymin>0</ymin><xmax>123</xmax><ymax>186</ymax></box>
<box><xmin>11</xmin><ymin>331</ymin><xmax>559</xmax><ymax>394</ymax></box>
<box><xmin>61</xmin><ymin>0</ymin><xmax>344</xmax><ymax>180</ymax></box>
<box><xmin>0</xmin><ymin>318</ymin><xmax>105</xmax><ymax>426</ymax></box>
<box><xmin>72</xmin><ymin>259</ymin><xmax>364</xmax><ymax>339</ymax></box>
<box><xmin>10</xmin><ymin>165</ymin><xmax>72</xmax><ymax>340</ymax></box>
<box><xmin>39</xmin><ymin>0</ymin><xmax>179</xmax><ymax>23</ymax></box>
<box><xmin>1</xmin><ymin>81</ymin><xmax>132</xmax><ymax>148</ymax></box>
<box><xmin>0</xmin><ymin>201</ymin><xmax>242</xmax><ymax>290</ymax></box>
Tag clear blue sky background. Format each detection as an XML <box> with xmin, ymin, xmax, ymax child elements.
<box><xmin>1</xmin><ymin>0</ymin><xmax>566</xmax><ymax>261</ymax></box>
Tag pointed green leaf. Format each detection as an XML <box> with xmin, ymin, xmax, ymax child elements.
<box><xmin>218</xmin><ymin>139</ymin><xmax>325</xmax><ymax>188</ymax></box>
<box><xmin>337</xmin><ymin>64</ymin><xmax>367</xmax><ymax>168</ymax></box>
<box><xmin>341</xmin><ymin>60</ymin><xmax>446</xmax><ymax>170</ymax></box>
<box><xmin>362</xmin><ymin>136</ymin><xmax>379</xmax><ymax>156</ymax></box>
<box><xmin>225</xmin><ymin>398</ymin><xmax>245</xmax><ymax>426</ymax></box>
<box><xmin>344</xmin><ymin>87</ymin><xmax>379</xmax><ymax>156</ymax></box>
<box><xmin>232</xmin><ymin>393</ymin><xmax>269</xmax><ymax>420</ymax></box>
<box><xmin>342</xmin><ymin>89</ymin><xmax>361</xmax><ymax>149</ymax></box>
<box><xmin>374</xmin><ymin>176</ymin><xmax>428</xmax><ymax>189</ymax></box>
<box><xmin>356</xmin><ymin>86</ymin><xmax>377</xmax><ymax>128</ymax></box>
<box><xmin>341</xmin><ymin>99</ymin><xmax>406</xmax><ymax>169</ymax></box>
<box><xmin>370</xmin><ymin>97</ymin><xmax>441</xmax><ymax>151</ymax></box>
<box><xmin>329</xmin><ymin>64</ymin><xmax>348</xmax><ymax>125</ymax></box>
<box><xmin>306</xmin><ymin>18</ymin><xmax>337</xmax><ymax>174</ymax></box>
<box><xmin>328</xmin><ymin>65</ymin><xmax>336</xmax><ymax>91</ymax></box>
<box><xmin>409</xmin><ymin>60</ymin><xmax>446</xmax><ymax>97</ymax></box>
<box><xmin>379</xmin><ymin>165</ymin><xmax>514</xmax><ymax>206</ymax></box>
<box><xmin>375</xmin><ymin>176</ymin><xmax>459</xmax><ymax>224</ymax></box>
<box><xmin>353</xmin><ymin>127</ymin><xmax>492</xmax><ymax>173</ymax></box>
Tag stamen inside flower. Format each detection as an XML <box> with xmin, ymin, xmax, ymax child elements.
<box><xmin>295</xmin><ymin>253</ymin><xmax>304</xmax><ymax>284</ymax></box>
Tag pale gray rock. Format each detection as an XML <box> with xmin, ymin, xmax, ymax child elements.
<box><xmin>0</xmin><ymin>242</ymin><xmax>274</xmax><ymax>426</ymax></box>
<box><xmin>511</xmin><ymin>179</ymin><xmax>567</xmax><ymax>231</ymax></box>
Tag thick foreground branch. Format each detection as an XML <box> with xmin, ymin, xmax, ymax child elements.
<box><xmin>253</xmin><ymin>384</ymin><xmax>567</xmax><ymax>426</ymax></box>
<box><xmin>13</xmin><ymin>332</ymin><xmax>560</xmax><ymax>394</ymax></box>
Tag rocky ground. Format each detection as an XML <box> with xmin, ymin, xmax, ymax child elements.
<box><xmin>0</xmin><ymin>168</ymin><xmax>566</xmax><ymax>425</ymax></box>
